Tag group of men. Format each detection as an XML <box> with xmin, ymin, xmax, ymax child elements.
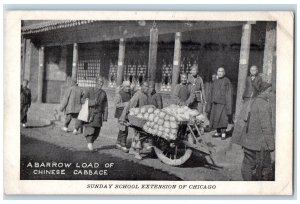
<box><xmin>174</xmin><ymin>65</ymin><xmax>233</xmax><ymax>139</ymax></box>
<box><xmin>20</xmin><ymin>64</ymin><xmax>275</xmax><ymax>181</ymax></box>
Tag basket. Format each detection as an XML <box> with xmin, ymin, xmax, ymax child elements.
<box><xmin>128</xmin><ymin>115</ymin><xmax>147</xmax><ymax>128</ymax></box>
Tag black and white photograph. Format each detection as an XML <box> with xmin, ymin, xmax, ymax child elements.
<box><xmin>4</xmin><ymin>11</ymin><xmax>293</xmax><ymax>195</ymax></box>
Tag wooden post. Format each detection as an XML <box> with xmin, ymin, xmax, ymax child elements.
<box><xmin>71</xmin><ymin>43</ymin><xmax>79</xmax><ymax>80</ymax></box>
<box><xmin>21</xmin><ymin>36</ymin><xmax>26</xmax><ymax>81</ymax></box>
<box><xmin>116</xmin><ymin>38</ymin><xmax>126</xmax><ymax>87</ymax></box>
<box><xmin>235</xmin><ymin>22</ymin><xmax>253</xmax><ymax>120</ymax></box>
<box><xmin>24</xmin><ymin>39</ymin><xmax>32</xmax><ymax>80</ymax></box>
<box><xmin>148</xmin><ymin>26</ymin><xmax>159</xmax><ymax>87</ymax></box>
<box><xmin>263</xmin><ymin>22</ymin><xmax>276</xmax><ymax>83</ymax></box>
<box><xmin>171</xmin><ymin>32</ymin><xmax>182</xmax><ymax>92</ymax></box>
<box><xmin>37</xmin><ymin>46</ymin><xmax>45</xmax><ymax>103</ymax></box>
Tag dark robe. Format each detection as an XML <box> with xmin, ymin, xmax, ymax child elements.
<box><xmin>114</xmin><ymin>90</ymin><xmax>132</xmax><ymax>119</ymax></box>
<box><xmin>208</xmin><ymin>76</ymin><xmax>232</xmax><ymax>129</ymax></box>
<box><xmin>173</xmin><ymin>84</ymin><xmax>191</xmax><ymax>106</ymax></box>
<box><xmin>231</xmin><ymin>91</ymin><xmax>274</xmax><ymax>151</ymax></box>
<box><xmin>148</xmin><ymin>90</ymin><xmax>163</xmax><ymax>109</ymax></box>
<box><xmin>21</xmin><ymin>86</ymin><xmax>31</xmax><ymax>123</ymax></box>
<box><xmin>243</xmin><ymin>75</ymin><xmax>263</xmax><ymax>99</ymax></box>
<box><xmin>82</xmin><ymin>88</ymin><xmax>108</xmax><ymax>128</ymax></box>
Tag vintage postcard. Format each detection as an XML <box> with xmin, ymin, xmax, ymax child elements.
<box><xmin>4</xmin><ymin>11</ymin><xmax>294</xmax><ymax>195</ymax></box>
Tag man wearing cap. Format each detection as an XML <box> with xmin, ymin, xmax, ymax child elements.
<box><xmin>115</xmin><ymin>81</ymin><xmax>132</xmax><ymax>153</ymax></box>
<box><xmin>188</xmin><ymin>65</ymin><xmax>206</xmax><ymax>114</ymax></box>
<box><xmin>231</xmin><ymin>82</ymin><xmax>274</xmax><ymax>181</ymax></box>
<box><xmin>82</xmin><ymin>77</ymin><xmax>108</xmax><ymax>151</ymax></box>
<box><xmin>60</xmin><ymin>78</ymin><xmax>83</xmax><ymax>134</ymax></box>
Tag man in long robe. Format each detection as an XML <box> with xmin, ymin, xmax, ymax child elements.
<box><xmin>60</xmin><ymin>78</ymin><xmax>83</xmax><ymax>134</ymax></box>
<box><xmin>114</xmin><ymin>81</ymin><xmax>132</xmax><ymax>153</ymax></box>
<box><xmin>207</xmin><ymin>67</ymin><xmax>233</xmax><ymax>139</ymax></box>
<box><xmin>119</xmin><ymin>82</ymin><xmax>149</xmax><ymax>160</ymax></box>
<box><xmin>231</xmin><ymin>83</ymin><xmax>274</xmax><ymax>181</ymax></box>
<box><xmin>188</xmin><ymin>65</ymin><xmax>206</xmax><ymax>114</ymax></box>
<box><xmin>82</xmin><ymin>77</ymin><xmax>108</xmax><ymax>151</ymax></box>
<box><xmin>21</xmin><ymin>80</ymin><xmax>31</xmax><ymax>127</ymax></box>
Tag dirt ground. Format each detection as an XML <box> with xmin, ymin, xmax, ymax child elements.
<box><xmin>20</xmin><ymin>103</ymin><xmax>244</xmax><ymax>181</ymax></box>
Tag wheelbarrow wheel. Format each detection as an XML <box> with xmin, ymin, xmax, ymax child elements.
<box><xmin>153</xmin><ymin>133</ymin><xmax>193</xmax><ymax>166</ymax></box>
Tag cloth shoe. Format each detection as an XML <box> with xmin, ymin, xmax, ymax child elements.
<box><xmin>134</xmin><ymin>154</ymin><xmax>143</xmax><ymax>160</ymax></box>
<box><xmin>87</xmin><ymin>143</ymin><xmax>94</xmax><ymax>151</ymax></box>
<box><xmin>212</xmin><ymin>132</ymin><xmax>220</xmax><ymax>137</ymax></box>
<box><xmin>221</xmin><ymin>133</ymin><xmax>227</xmax><ymax>140</ymax></box>
<box><xmin>116</xmin><ymin>144</ymin><xmax>122</xmax><ymax>150</ymax></box>
<box><xmin>129</xmin><ymin>148</ymin><xmax>137</xmax><ymax>155</ymax></box>
<box><xmin>121</xmin><ymin>146</ymin><xmax>129</xmax><ymax>153</ymax></box>
<box><xmin>73</xmin><ymin>129</ymin><xmax>79</xmax><ymax>135</ymax></box>
<box><xmin>61</xmin><ymin>127</ymin><xmax>68</xmax><ymax>132</ymax></box>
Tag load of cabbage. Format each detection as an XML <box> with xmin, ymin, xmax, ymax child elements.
<box><xmin>129</xmin><ymin>104</ymin><xmax>208</xmax><ymax>141</ymax></box>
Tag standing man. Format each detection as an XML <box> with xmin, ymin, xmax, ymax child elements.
<box><xmin>60</xmin><ymin>78</ymin><xmax>83</xmax><ymax>134</ymax></box>
<box><xmin>207</xmin><ymin>67</ymin><xmax>233</xmax><ymax>139</ymax></box>
<box><xmin>148</xmin><ymin>82</ymin><xmax>163</xmax><ymax>109</ymax></box>
<box><xmin>21</xmin><ymin>80</ymin><xmax>31</xmax><ymax>128</ymax></box>
<box><xmin>82</xmin><ymin>77</ymin><xmax>108</xmax><ymax>151</ymax></box>
<box><xmin>205</xmin><ymin>73</ymin><xmax>218</xmax><ymax>116</ymax></box>
<box><xmin>173</xmin><ymin>73</ymin><xmax>192</xmax><ymax>106</ymax></box>
<box><xmin>115</xmin><ymin>81</ymin><xmax>132</xmax><ymax>153</ymax></box>
<box><xmin>231</xmin><ymin>83</ymin><xmax>274</xmax><ymax>181</ymax></box>
<box><xmin>188</xmin><ymin>65</ymin><xmax>206</xmax><ymax>114</ymax></box>
<box><xmin>243</xmin><ymin>65</ymin><xmax>263</xmax><ymax>100</ymax></box>
<box><xmin>120</xmin><ymin>81</ymin><xmax>149</xmax><ymax>160</ymax></box>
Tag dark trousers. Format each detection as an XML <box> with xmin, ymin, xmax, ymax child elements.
<box><xmin>217</xmin><ymin>128</ymin><xmax>226</xmax><ymax>133</ymax></box>
<box><xmin>117</xmin><ymin>126</ymin><xmax>128</xmax><ymax>147</ymax></box>
<box><xmin>21</xmin><ymin>105</ymin><xmax>29</xmax><ymax>123</ymax></box>
<box><xmin>241</xmin><ymin>148</ymin><xmax>272</xmax><ymax>181</ymax></box>
<box><xmin>64</xmin><ymin>113</ymin><xmax>81</xmax><ymax>130</ymax></box>
<box><xmin>84</xmin><ymin>126</ymin><xmax>101</xmax><ymax>143</ymax></box>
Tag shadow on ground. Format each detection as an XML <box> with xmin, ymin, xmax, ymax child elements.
<box><xmin>20</xmin><ymin>135</ymin><xmax>181</xmax><ymax>181</ymax></box>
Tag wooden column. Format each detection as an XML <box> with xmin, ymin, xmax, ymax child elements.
<box><xmin>24</xmin><ymin>39</ymin><xmax>32</xmax><ymax>80</ymax></box>
<box><xmin>171</xmin><ymin>32</ymin><xmax>182</xmax><ymax>92</ymax></box>
<box><xmin>263</xmin><ymin>22</ymin><xmax>276</xmax><ymax>83</ymax></box>
<box><xmin>37</xmin><ymin>46</ymin><xmax>45</xmax><ymax>103</ymax></box>
<box><xmin>21</xmin><ymin>36</ymin><xmax>26</xmax><ymax>81</ymax></box>
<box><xmin>148</xmin><ymin>26</ymin><xmax>159</xmax><ymax>87</ymax></box>
<box><xmin>116</xmin><ymin>38</ymin><xmax>126</xmax><ymax>87</ymax></box>
<box><xmin>235</xmin><ymin>22</ymin><xmax>253</xmax><ymax>120</ymax></box>
<box><xmin>71</xmin><ymin>43</ymin><xmax>79</xmax><ymax>80</ymax></box>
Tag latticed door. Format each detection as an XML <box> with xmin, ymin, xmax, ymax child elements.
<box><xmin>124</xmin><ymin>48</ymin><xmax>148</xmax><ymax>89</ymax></box>
<box><xmin>180</xmin><ymin>49</ymin><xmax>199</xmax><ymax>75</ymax></box>
<box><xmin>77</xmin><ymin>54</ymin><xmax>101</xmax><ymax>87</ymax></box>
<box><xmin>159</xmin><ymin>49</ymin><xmax>173</xmax><ymax>92</ymax></box>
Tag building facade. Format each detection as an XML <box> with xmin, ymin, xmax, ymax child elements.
<box><xmin>21</xmin><ymin>20</ymin><xmax>276</xmax><ymax>116</ymax></box>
